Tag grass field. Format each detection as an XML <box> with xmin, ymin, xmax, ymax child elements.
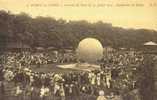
<box><xmin>30</xmin><ymin>62</ymin><xmax>100</xmax><ymax>73</ymax></box>
<box><xmin>30</xmin><ymin>63</ymin><xmax>84</xmax><ymax>73</ymax></box>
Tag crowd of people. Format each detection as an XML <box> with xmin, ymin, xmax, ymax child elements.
<box><xmin>2</xmin><ymin>51</ymin><xmax>77</xmax><ymax>68</ymax></box>
<box><xmin>0</xmin><ymin>50</ymin><xmax>144</xmax><ymax>100</ymax></box>
<box><xmin>2</xmin><ymin>52</ymin><xmax>53</xmax><ymax>67</ymax></box>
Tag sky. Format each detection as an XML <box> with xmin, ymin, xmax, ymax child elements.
<box><xmin>0</xmin><ymin>0</ymin><xmax>157</xmax><ymax>30</ymax></box>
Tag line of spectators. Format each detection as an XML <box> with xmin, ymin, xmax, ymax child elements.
<box><xmin>0</xmin><ymin>50</ymin><xmax>144</xmax><ymax>100</ymax></box>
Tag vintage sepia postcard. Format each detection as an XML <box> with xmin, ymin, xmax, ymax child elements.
<box><xmin>0</xmin><ymin>0</ymin><xmax>157</xmax><ymax>100</ymax></box>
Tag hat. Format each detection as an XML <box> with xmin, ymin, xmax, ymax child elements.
<box><xmin>99</xmin><ymin>90</ymin><xmax>104</xmax><ymax>96</ymax></box>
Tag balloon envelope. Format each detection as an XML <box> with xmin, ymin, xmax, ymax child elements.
<box><xmin>77</xmin><ymin>38</ymin><xmax>103</xmax><ymax>63</ymax></box>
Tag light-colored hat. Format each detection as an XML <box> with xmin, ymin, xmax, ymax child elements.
<box><xmin>99</xmin><ymin>90</ymin><xmax>104</xmax><ymax>96</ymax></box>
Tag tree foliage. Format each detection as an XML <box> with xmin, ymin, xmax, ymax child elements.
<box><xmin>0</xmin><ymin>10</ymin><xmax>157</xmax><ymax>49</ymax></box>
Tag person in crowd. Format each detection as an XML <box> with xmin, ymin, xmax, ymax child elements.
<box><xmin>97</xmin><ymin>90</ymin><xmax>107</xmax><ymax>100</ymax></box>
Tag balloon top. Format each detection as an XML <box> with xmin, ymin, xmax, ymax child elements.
<box><xmin>77</xmin><ymin>38</ymin><xmax>103</xmax><ymax>63</ymax></box>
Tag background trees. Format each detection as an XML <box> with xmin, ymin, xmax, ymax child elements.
<box><xmin>0</xmin><ymin>10</ymin><xmax>157</xmax><ymax>49</ymax></box>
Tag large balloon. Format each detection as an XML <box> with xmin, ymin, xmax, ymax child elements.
<box><xmin>76</xmin><ymin>38</ymin><xmax>103</xmax><ymax>63</ymax></box>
